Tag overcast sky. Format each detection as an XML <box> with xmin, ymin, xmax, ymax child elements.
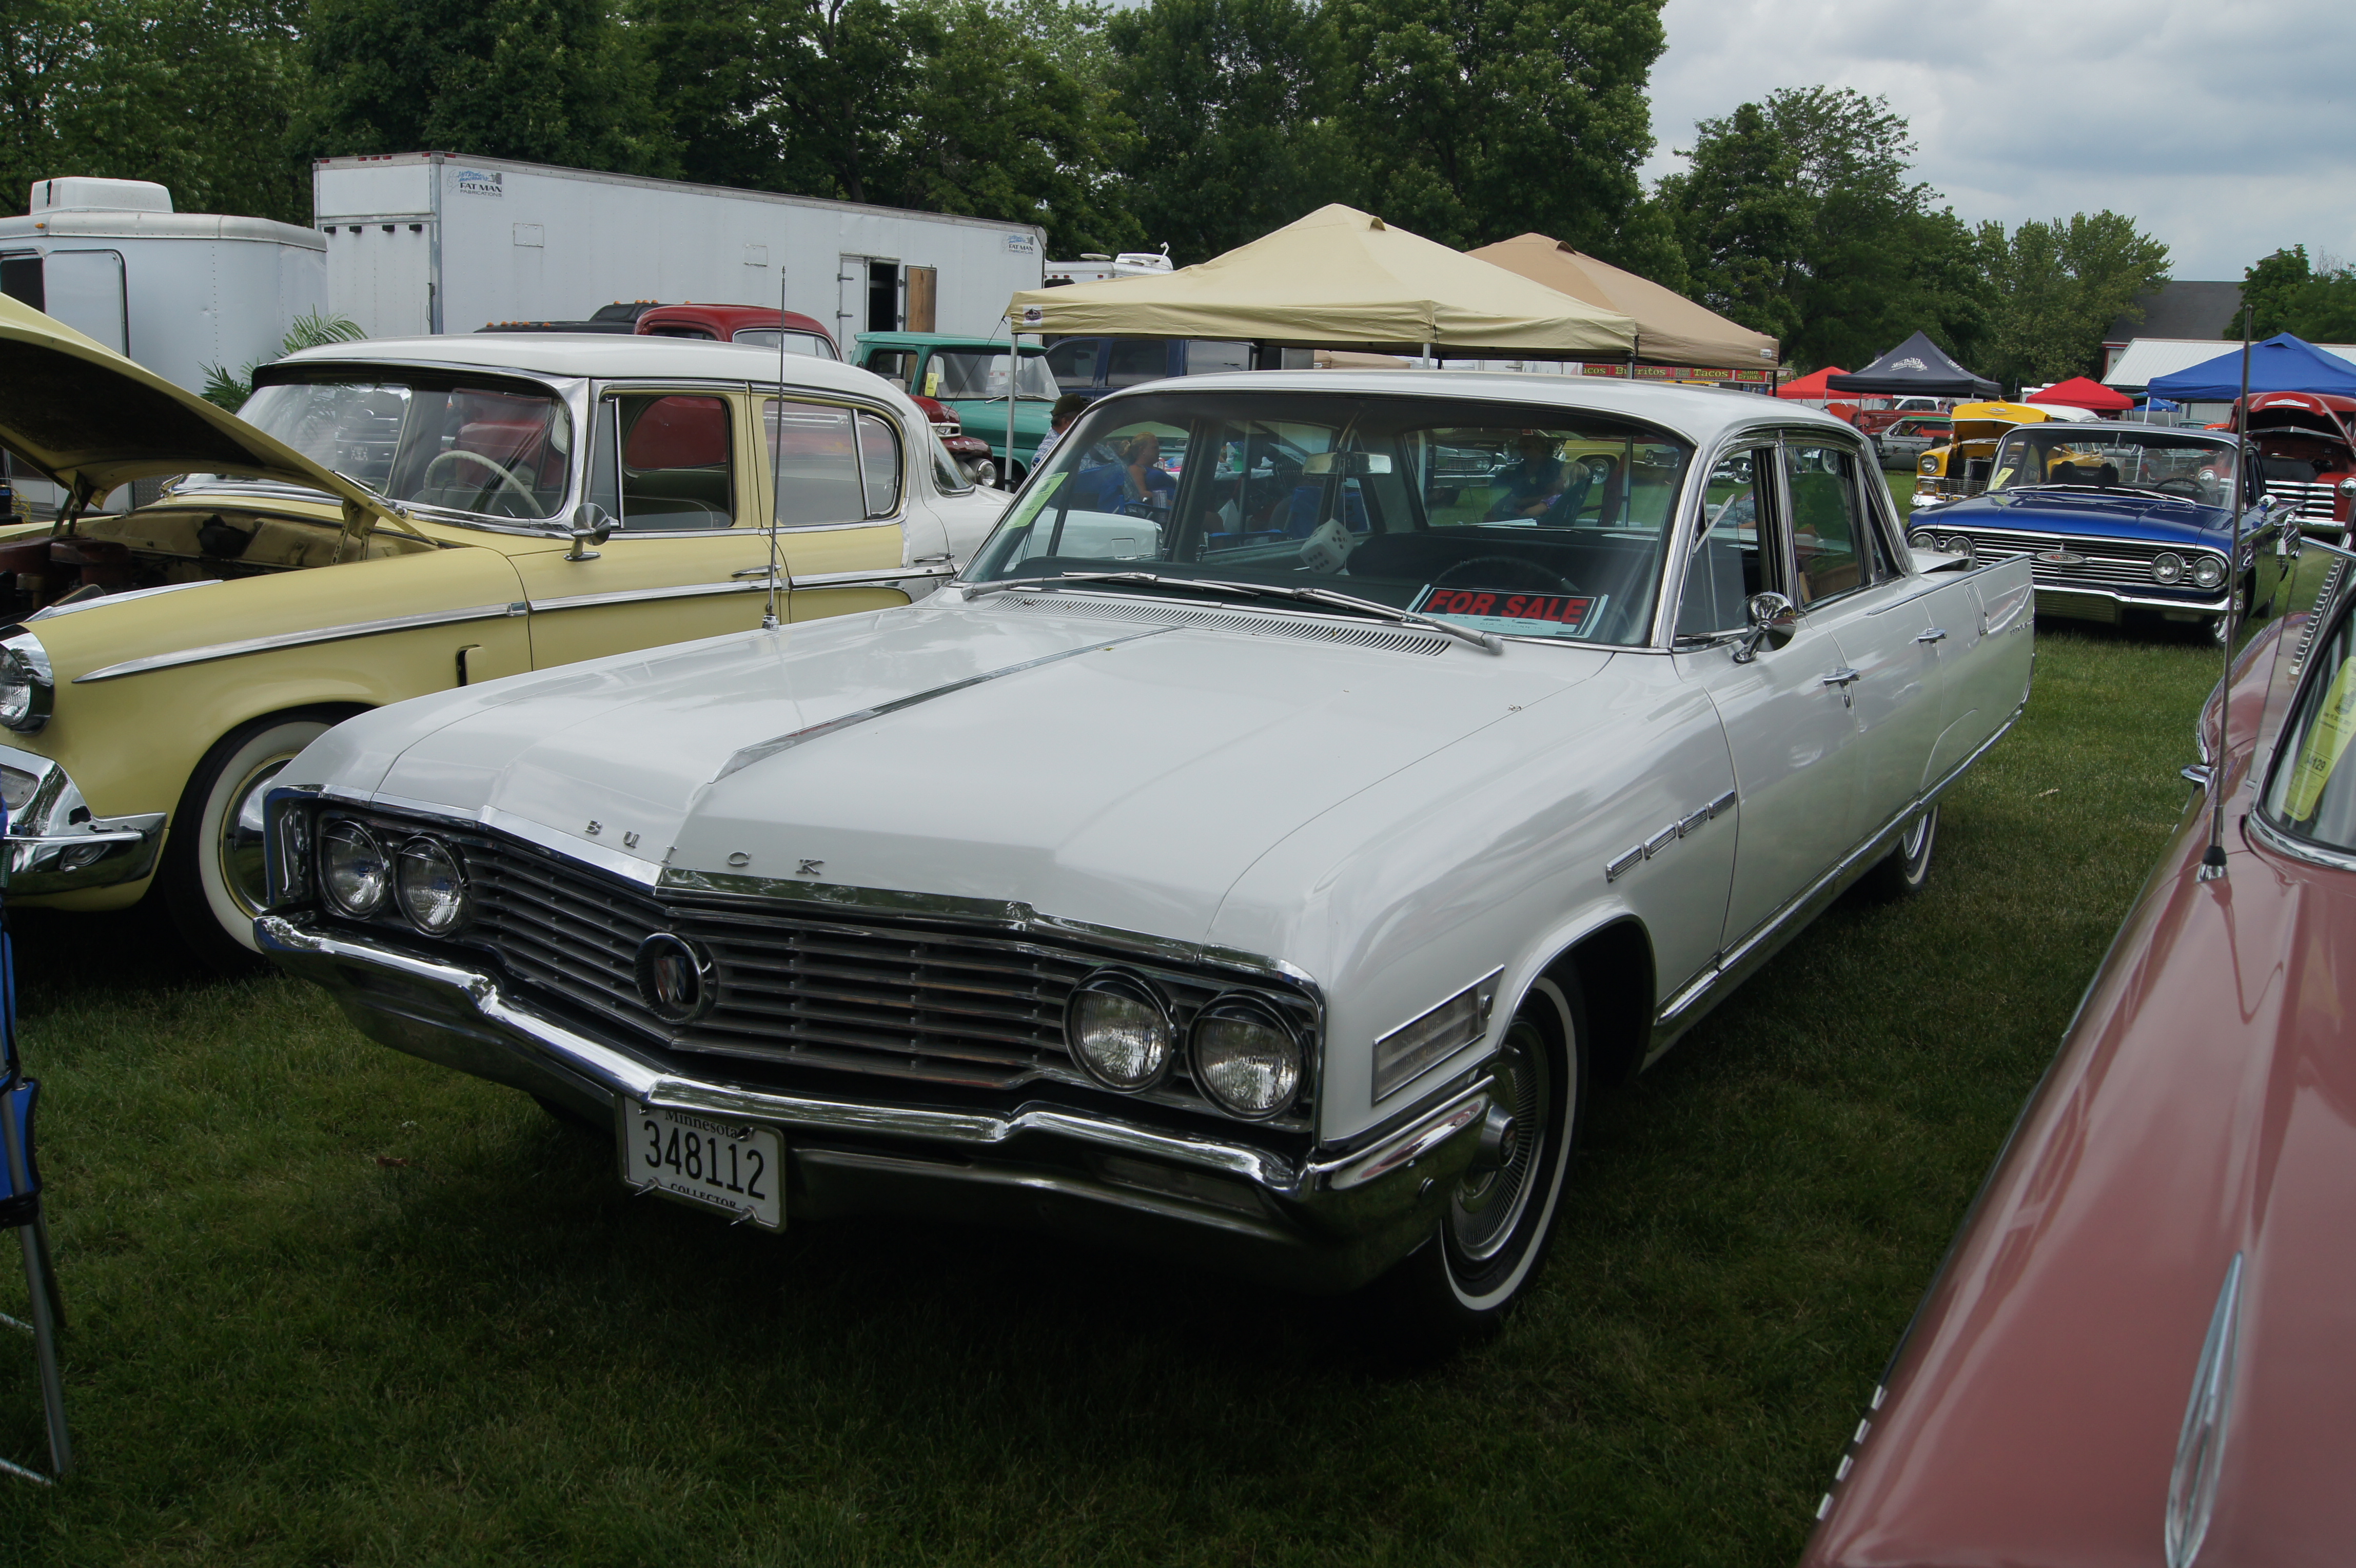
<box><xmin>1638</xmin><ymin>0</ymin><xmax>2356</xmax><ymax>282</ymax></box>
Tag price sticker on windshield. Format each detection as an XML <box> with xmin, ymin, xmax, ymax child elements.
<box><xmin>1413</xmin><ymin>585</ymin><xmax>1603</xmax><ymax>639</ymax></box>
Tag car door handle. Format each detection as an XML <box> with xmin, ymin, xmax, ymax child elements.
<box><xmin>1821</xmin><ymin>668</ymin><xmax>1862</xmax><ymax>687</ymax></box>
<box><xmin>1915</xmin><ymin>628</ymin><xmax>1948</xmax><ymax>643</ymax></box>
<box><xmin>732</xmin><ymin>564</ymin><xmax>783</xmax><ymax>579</ymax></box>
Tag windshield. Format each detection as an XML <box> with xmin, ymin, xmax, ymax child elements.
<box><xmin>2264</xmin><ymin>594</ymin><xmax>2356</xmax><ymax>854</ymax></box>
<box><xmin>1985</xmin><ymin>425</ymin><xmax>2236</xmax><ymax>503</ymax></box>
<box><xmin>734</xmin><ymin>329</ymin><xmax>837</xmax><ymax>360</ymax></box>
<box><xmin>929</xmin><ymin>350</ymin><xmax>1058</xmax><ymax>401</ymax></box>
<box><xmin>222</xmin><ymin>373</ymin><xmax>573</xmax><ymax>521</ymax></box>
<box><xmin>964</xmin><ymin>390</ymin><xmax>1695</xmax><ymax>646</ymax></box>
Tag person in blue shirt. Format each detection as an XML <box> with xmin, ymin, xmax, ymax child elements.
<box><xmin>1070</xmin><ymin>432</ymin><xmax>1176</xmax><ymax>516</ymax></box>
<box><xmin>1486</xmin><ymin>433</ymin><xmax>1568</xmax><ymax>521</ymax></box>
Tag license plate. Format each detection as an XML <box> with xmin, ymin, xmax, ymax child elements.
<box><xmin>619</xmin><ymin>1101</ymin><xmax>784</xmax><ymax>1230</ymax></box>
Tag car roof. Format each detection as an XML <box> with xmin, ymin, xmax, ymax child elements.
<box><xmin>1089</xmin><ymin>369</ymin><xmax>1859</xmax><ymax>446</ymax></box>
<box><xmin>277</xmin><ymin>332</ymin><xmax>889</xmax><ymax>394</ymax></box>
<box><xmin>637</xmin><ymin>304</ymin><xmax>834</xmax><ymax>339</ymax></box>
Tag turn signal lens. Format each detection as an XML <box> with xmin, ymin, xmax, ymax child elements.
<box><xmin>2192</xmin><ymin>555</ymin><xmax>2226</xmax><ymax>589</ymax></box>
<box><xmin>1190</xmin><ymin>997</ymin><xmax>1302</xmax><ymax>1119</ymax></box>
<box><xmin>394</xmin><ymin>835</ymin><xmax>471</xmax><ymax>933</ymax></box>
<box><xmin>1064</xmin><ymin>971</ymin><xmax>1174</xmax><ymax>1090</ymax></box>
<box><xmin>319</xmin><ymin>819</ymin><xmax>389</xmax><ymax>916</ymax></box>
<box><xmin>2151</xmin><ymin>552</ymin><xmax>2185</xmax><ymax>585</ymax></box>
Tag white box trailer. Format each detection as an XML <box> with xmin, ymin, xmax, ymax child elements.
<box><xmin>0</xmin><ymin>177</ymin><xmax>326</xmax><ymax>393</ymax></box>
<box><xmin>313</xmin><ymin>152</ymin><xmax>1046</xmax><ymax>346</ymax></box>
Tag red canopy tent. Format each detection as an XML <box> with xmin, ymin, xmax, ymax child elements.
<box><xmin>2025</xmin><ymin>376</ymin><xmax>2133</xmax><ymax>413</ymax></box>
<box><xmin>1776</xmin><ymin>366</ymin><xmax>1849</xmax><ymax>399</ymax></box>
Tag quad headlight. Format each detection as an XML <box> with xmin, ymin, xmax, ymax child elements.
<box><xmin>1189</xmin><ymin>995</ymin><xmax>1303</xmax><ymax>1120</ymax></box>
<box><xmin>1918</xmin><ymin>457</ymin><xmax>1938</xmax><ymax>475</ymax></box>
<box><xmin>1064</xmin><ymin>970</ymin><xmax>1175</xmax><ymax>1090</ymax></box>
<box><xmin>1908</xmin><ymin>530</ymin><xmax>1935</xmax><ymax>551</ymax></box>
<box><xmin>2192</xmin><ymin>555</ymin><xmax>2226</xmax><ymax>590</ymax></box>
<box><xmin>394</xmin><ymin>834</ymin><xmax>472</xmax><ymax>933</ymax></box>
<box><xmin>319</xmin><ymin>819</ymin><xmax>391</xmax><ymax>916</ymax></box>
<box><xmin>0</xmin><ymin>630</ymin><xmax>53</xmax><ymax>733</ymax></box>
<box><xmin>2151</xmin><ymin>552</ymin><xmax>2185</xmax><ymax>585</ymax></box>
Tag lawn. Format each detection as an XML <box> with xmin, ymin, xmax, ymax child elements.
<box><xmin>0</xmin><ymin>553</ymin><xmax>2318</xmax><ymax>1566</ymax></box>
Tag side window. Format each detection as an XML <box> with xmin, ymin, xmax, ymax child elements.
<box><xmin>1784</xmin><ymin>442</ymin><xmax>1865</xmax><ymax>606</ymax></box>
<box><xmin>866</xmin><ymin>349</ymin><xmax>917</xmax><ymax>389</ymax></box>
<box><xmin>1044</xmin><ymin>339</ymin><xmax>1097</xmax><ymax>389</ymax></box>
<box><xmin>855</xmin><ymin>410</ymin><xmax>901</xmax><ymax>516</ymax></box>
<box><xmin>1105</xmin><ymin>340</ymin><xmax>1169</xmax><ymax>388</ymax></box>
<box><xmin>767</xmin><ymin>400</ymin><xmax>866</xmax><ymax>527</ymax></box>
<box><xmin>1678</xmin><ymin>447</ymin><xmax>1770</xmax><ymax>636</ymax></box>
<box><xmin>592</xmin><ymin>393</ymin><xmax>734</xmax><ymax>531</ymax></box>
<box><xmin>1184</xmin><ymin>340</ymin><xmax>1250</xmax><ymax>376</ymax></box>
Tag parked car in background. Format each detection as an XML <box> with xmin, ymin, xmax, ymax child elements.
<box><xmin>634</xmin><ymin>304</ymin><xmax>838</xmax><ymax>359</ymax></box>
<box><xmin>1853</xmin><ymin>395</ymin><xmax>1945</xmax><ymax>440</ymax></box>
<box><xmin>1040</xmin><ymin>337</ymin><xmax>1255</xmax><ymax>401</ymax></box>
<box><xmin>1906</xmin><ymin>421</ymin><xmax>2281</xmax><ymax>642</ymax></box>
<box><xmin>1912</xmin><ymin>402</ymin><xmax>2084</xmax><ymax>505</ymax></box>
<box><xmin>1872</xmin><ymin>415</ymin><xmax>1951</xmax><ymax>471</ymax></box>
<box><xmin>853</xmin><ymin>332</ymin><xmax>1059</xmax><ymax>488</ymax></box>
<box><xmin>1805</xmin><ymin>540</ymin><xmax>2356</xmax><ymax>1567</ymax></box>
<box><xmin>2221</xmin><ymin>391</ymin><xmax>2356</xmax><ymax>541</ymax></box>
<box><xmin>256</xmin><ymin>373</ymin><xmax>2030</xmax><ymax>1341</ymax></box>
<box><xmin>0</xmin><ymin>299</ymin><xmax>1003</xmax><ymax>963</ymax></box>
<box><xmin>479</xmin><ymin>301</ymin><xmax>664</xmax><ymax>335</ymax></box>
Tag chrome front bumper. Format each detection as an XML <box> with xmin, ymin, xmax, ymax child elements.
<box><xmin>256</xmin><ymin>915</ymin><xmax>1493</xmax><ymax>1292</ymax></box>
<box><xmin>0</xmin><ymin>743</ymin><xmax>164</xmax><ymax>895</ymax></box>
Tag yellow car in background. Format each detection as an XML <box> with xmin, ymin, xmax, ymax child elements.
<box><xmin>0</xmin><ymin>298</ymin><xmax>1004</xmax><ymax>962</ymax></box>
<box><xmin>1911</xmin><ymin>402</ymin><xmax>2087</xmax><ymax>508</ymax></box>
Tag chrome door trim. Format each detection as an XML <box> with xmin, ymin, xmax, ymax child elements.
<box><xmin>527</xmin><ymin>579</ymin><xmax>770</xmax><ymax>613</ymax></box>
<box><xmin>789</xmin><ymin>564</ymin><xmax>958</xmax><ymax>591</ymax></box>
<box><xmin>525</xmin><ymin>563</ymin><xmax>952</xmax><ymax>613</ymax></box>
<box><xmin>73</xmin><ymin>602</ymin><xmax>529</xmax><ymax>683</ymax></box>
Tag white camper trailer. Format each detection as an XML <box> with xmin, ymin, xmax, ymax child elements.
<box><xmin>313</xmin><ymin>153</ymin><xmax>1047</xmax><ymax>344</ymax></box>
<box><xmin>0</xmin><ymin>177</ymin><xmax>327</xmax><ymax>393</ymax></box>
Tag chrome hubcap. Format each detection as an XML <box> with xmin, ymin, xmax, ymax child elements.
<box><xmin>218</xmin><ymin>754</ymin><xmax>298</xmax><ymax>916</ymax></box>
<box><xmin>1900</xmin><ymin>811</ymin><xmax>1931</xmax><ymax>863</ymax></box>
<box><xmin>1450</xmin><ymin>1017</ymin><xmax>1550</xmax><ymax>1263</ymax></box>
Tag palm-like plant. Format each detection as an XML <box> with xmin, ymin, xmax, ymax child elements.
<box><xmin>200</xmin><ymin>311</ymin><xmax>368</xmax><ymax>411</ymax></box>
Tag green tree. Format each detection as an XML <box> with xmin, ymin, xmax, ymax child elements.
<box><xmin>1104</xmin><ymin>0</ymin><xmax>1351</xmax><ymax>263</ymax></box>
<box><xmin>1978</xmin><ymin>211</ymin><xmax>2169</xmax><ymax>388</ymax></box>
<box><xmin>300</xmin><ymin>0</ymin><xmax>673</xmax><ymax>175</ymax></box>
<box><xmin>1330</xmin><ymin>0</ymin><xmax>1664</xmax><ymax>259</ymax></box>
<box><xmin>2229</xmin><ymin>246</ymin><xmax>2356</xmax><ymax>343</ymax></box>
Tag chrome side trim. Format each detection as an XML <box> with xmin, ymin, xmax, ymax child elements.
<box><xmin>26</xmin><ymin>580</ymin><xmax>221</xmax><ymax>620</ymax></box>
<box><xmin>712</xmin><ymin>627</ymin><xmax>1172</xmax><ymax>781</ymax></box>
<box><xmin>790</xmin><ymin>564</ymin><xmax>958</xmax><ymax>591</ymax></box>
<box><xmin>74</xmin><ymin>602</ymin><xmax>527</xmax><ymax>683</ymax></box>
<box><xmin>1652</xmin><ymin>704</ymin><xmax>2024</xmax><ymax>1042</ymax></box>
<box><xmin>2164</xmin><ymin>1252</ymin><xmax>2245</xmax><ymax>1568</ymax></box>
<box><xmin>527</xmin><ymin>580</ymin><xmax>769</xmax><ymax>613</ymax></box>
<box><xmin>2247</xmin><ymin>810</ymin><xmax>2356</xmax><ymax>875</ymax></box>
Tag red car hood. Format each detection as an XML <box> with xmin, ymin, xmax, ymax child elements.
<box><xmin>1807</xmin><ymin>609</ymin><xmax>2356</xmax><ymax>1565</ymax></box>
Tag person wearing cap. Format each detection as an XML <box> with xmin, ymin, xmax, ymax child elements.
<box><xmin>1487</xmin><ymin>432</ymin><xmax>1568</xmax><ymax>520</ymax></box>
<box><xmin>1031</xmin><ymin>393</ymin><xmax>1091</xmax><ymax>465</ymax></box>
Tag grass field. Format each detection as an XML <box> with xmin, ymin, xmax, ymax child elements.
<box><xmin>0</xmin><ymin>551</ymin><xmax>2318</xmax><ymax>1566</ymax></box>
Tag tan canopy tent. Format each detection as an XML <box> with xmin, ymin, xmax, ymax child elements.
<box><xmin>1466</xmin><ymin>233</ymin><xmax>1779</xmax><ymax>369</ymax></box>
<box><xmin>1008</xmin><ymin>205</ymin><xmax>1637</xmax><ymax>358</ymax></box>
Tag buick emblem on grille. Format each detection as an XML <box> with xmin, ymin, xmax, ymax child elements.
<box><xmin>2033</xmin><ymin>549</ymin><xmax>2086</xmax><ymax>566</ymax></box>
<box><xmin>635</xmin><ymin>932</ymin><xmax>716</xmax><ymax>1023</ymax></box>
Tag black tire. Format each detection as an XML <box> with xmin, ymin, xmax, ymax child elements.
<box><xmin>161</xmin><ymin>708</ymin><xmax>348</xmax><ymax>969</ymax></box>
<box><xmin>1860</xmin><ymin>802</ymin><xmax>1939</xmax><ymax>901</ymax></box>
<box><xmin>1374</xmin><ymin>974</ymin><xmax>1586</xmax><ymax>1349</ymax></box>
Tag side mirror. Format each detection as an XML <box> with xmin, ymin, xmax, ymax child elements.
<box><xmin>1733</xmin><ymin>591</ymin><xmax>1799</xmax><ymax>663</ymax></box>
<box><xmin>566</xmin><ymin>501</ymin><xmax>617</xmax><ymax>561</ymax></box>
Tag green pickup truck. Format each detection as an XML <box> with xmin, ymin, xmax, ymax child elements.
<box><xmin>854</xmin><ymin>332</ymin><xmax>1058</xmax><ymax>488</ymax></box>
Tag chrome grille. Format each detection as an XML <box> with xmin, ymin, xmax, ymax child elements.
<box><xmin>2265</xmin><ymin>479</ymin><xmax>2342</xmax><ymax>522</ymax></box>
<box><xmin>323</xmin><ymin>812</ymin><xmax>1314</xmax><ymax>1125</ymax></box>
<box><xmin>1930</xmin><ymin>527</ymin><xmax>2223</xmax><ymax>592</ymax></box>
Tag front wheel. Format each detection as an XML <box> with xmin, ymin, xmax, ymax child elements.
<box><xmin>1375</xmin><ymin>975</ymin><xmax>1585</xmax><ymax>1348</ymax></box>
<box><xmin>1860</xmin><ymin>802</ymin><xmax>1939</xmax><ymax>900</ymax></box>
<box><xmin>161</xmin><ymin>710</ymin><xmax>342</xmax><ymax>967</ymax></box>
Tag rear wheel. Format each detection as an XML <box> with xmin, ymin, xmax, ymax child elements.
<box><xmin>162</xmin><ymin>710</ymin><xmax>342</xmax><ymax>967</ymax></box>
<box><xmin>1860</xmin><ymin>802</ymin><xmax>1939</xmax><ymax>900</ymax></box>
<box><xmin>1376</xmin><ymin>976</ymin><xmax>1585</xmax><ymax>1348</ymax></box>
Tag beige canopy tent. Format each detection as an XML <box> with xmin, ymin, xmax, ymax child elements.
<box><xmin>1466</xmin><ymin>233</ymin><xmax>1779</xmax><ymax>369</ymax></box>
<box><xmin>1008</xmin><ymin>205</ymin><xmax>1637</xmax><ymax>358</ymax></box>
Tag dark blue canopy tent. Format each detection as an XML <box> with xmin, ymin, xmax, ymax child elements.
<box><xmin>2147</xmin><ymin>335</ymin><xmax>2356</xmax><ymax>401</ymax></box>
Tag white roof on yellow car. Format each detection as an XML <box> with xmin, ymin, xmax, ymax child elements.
<box><xmin>276</xmin><ymin>332</ymin><xmax>893</xmax><ymax>393</ymax></box>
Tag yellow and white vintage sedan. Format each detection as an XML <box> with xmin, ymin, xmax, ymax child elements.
<box><xmin>0</xmin><ymin>298</ymin><xmax>1005</xmax><ymax>961</ymax></box>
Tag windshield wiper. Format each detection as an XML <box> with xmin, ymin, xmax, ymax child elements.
<box><xmin>964</xmin><ymin>572</ymin><xmax>1505</xmax><ymax>654</ymax></box>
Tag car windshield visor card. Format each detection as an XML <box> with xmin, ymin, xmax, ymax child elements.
<box><xmin>1412</xmin><ymin>583</ymin><xmax>1603</xmax><ymax>639</ymax></box>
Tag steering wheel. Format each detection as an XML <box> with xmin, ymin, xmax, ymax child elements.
<box><xmin>1434</xmin><ymin>555</ymin><xmax>1579</xmax><ymax>595</ymax></box>
<box><xmin>422</xmin><ymin>448</ymin><xmax>540</xmax><ymax>509</ymax></box>
<box><xmin>2151</xmin><ymin>476</ymin><xmax>2202</xmax><ymax>498</ymax></box>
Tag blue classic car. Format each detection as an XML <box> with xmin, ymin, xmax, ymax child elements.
<box><xmin>1906</xmin><ymin>422</ymin><xmax>2280</xmax><ymax>641</ymax></box>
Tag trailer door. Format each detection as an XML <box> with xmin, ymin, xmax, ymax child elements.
<box><xmin>40</xmin><ymin>250</ymin><xmax>129</xmax><ymax>354</ymax></box>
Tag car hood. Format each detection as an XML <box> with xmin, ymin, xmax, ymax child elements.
<box><xmin>0</xmin><ymin>292</ymin><xmax>393</xmax><ymax>514</ymax></box>
<box><xmin>1929</xmin><ymin>486</ymin><xmax>2242</xmax><ymax>545</ymax></box>
<box><xmin>302</xmin><ymin>597</ymin><xmax>1609</xmax><ymax>945</ymax></box>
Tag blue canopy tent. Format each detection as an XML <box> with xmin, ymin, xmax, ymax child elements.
<box><xmin>2147</xmin><ymin>335</ymin><xmax>2356</xmax><ymax>401</ymax></box>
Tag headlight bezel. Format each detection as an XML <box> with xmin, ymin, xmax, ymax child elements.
<box><xmin>0</xmin><ymin>629</ymin><xmax>55</xmax><ymax>733</ymax></box>
<box><xmin>1063</xmin><ymin>967</ymin><xmax>1179</xmax><ymax>1092</ymax></box>
<box><xmin>319</xmin><ymin>818</ymin><xmax>391</xmax><ymax>917</ymax></box>
<box><xmin>1188</xmin><ymin>993</ymin><xmax>1306</xmax><ymax>1121</ymax></box>
<box><xmin>2191</xmin><ymin>554</ymin><xmax>2227</xmax><ymax>590</ymax></box>
<box><xmin>2151</xmin><ymin>552</ymin><xmax>2185</xmax><ymax>585</ymax></box>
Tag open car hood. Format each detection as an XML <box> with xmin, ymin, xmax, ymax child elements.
<box><xmin>0</xmin><ymin>293</ymin><xmax>392</xmax><ymax>515</ymax></box>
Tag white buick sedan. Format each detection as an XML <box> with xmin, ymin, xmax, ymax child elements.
<box><xmin>257</xmin><ymin>373</ymin><xmax>2032</xmax><ymax>1338</ymax></box>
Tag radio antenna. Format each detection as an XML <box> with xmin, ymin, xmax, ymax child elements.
<box><xmin>2199</xmin><ymin>306</ymin><xmax>2254</xmax><ymax>881</ymax></box>
<box><xmin>764</xmin><ymin>261</ymin><xmax>788</xmax><ymax>631</ymax></box>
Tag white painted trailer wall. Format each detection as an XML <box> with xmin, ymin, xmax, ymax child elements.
<box><xmin>313</xmin><ymin>153</ymin><xmax>1046</xmax><ymax>345</ymax></box>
